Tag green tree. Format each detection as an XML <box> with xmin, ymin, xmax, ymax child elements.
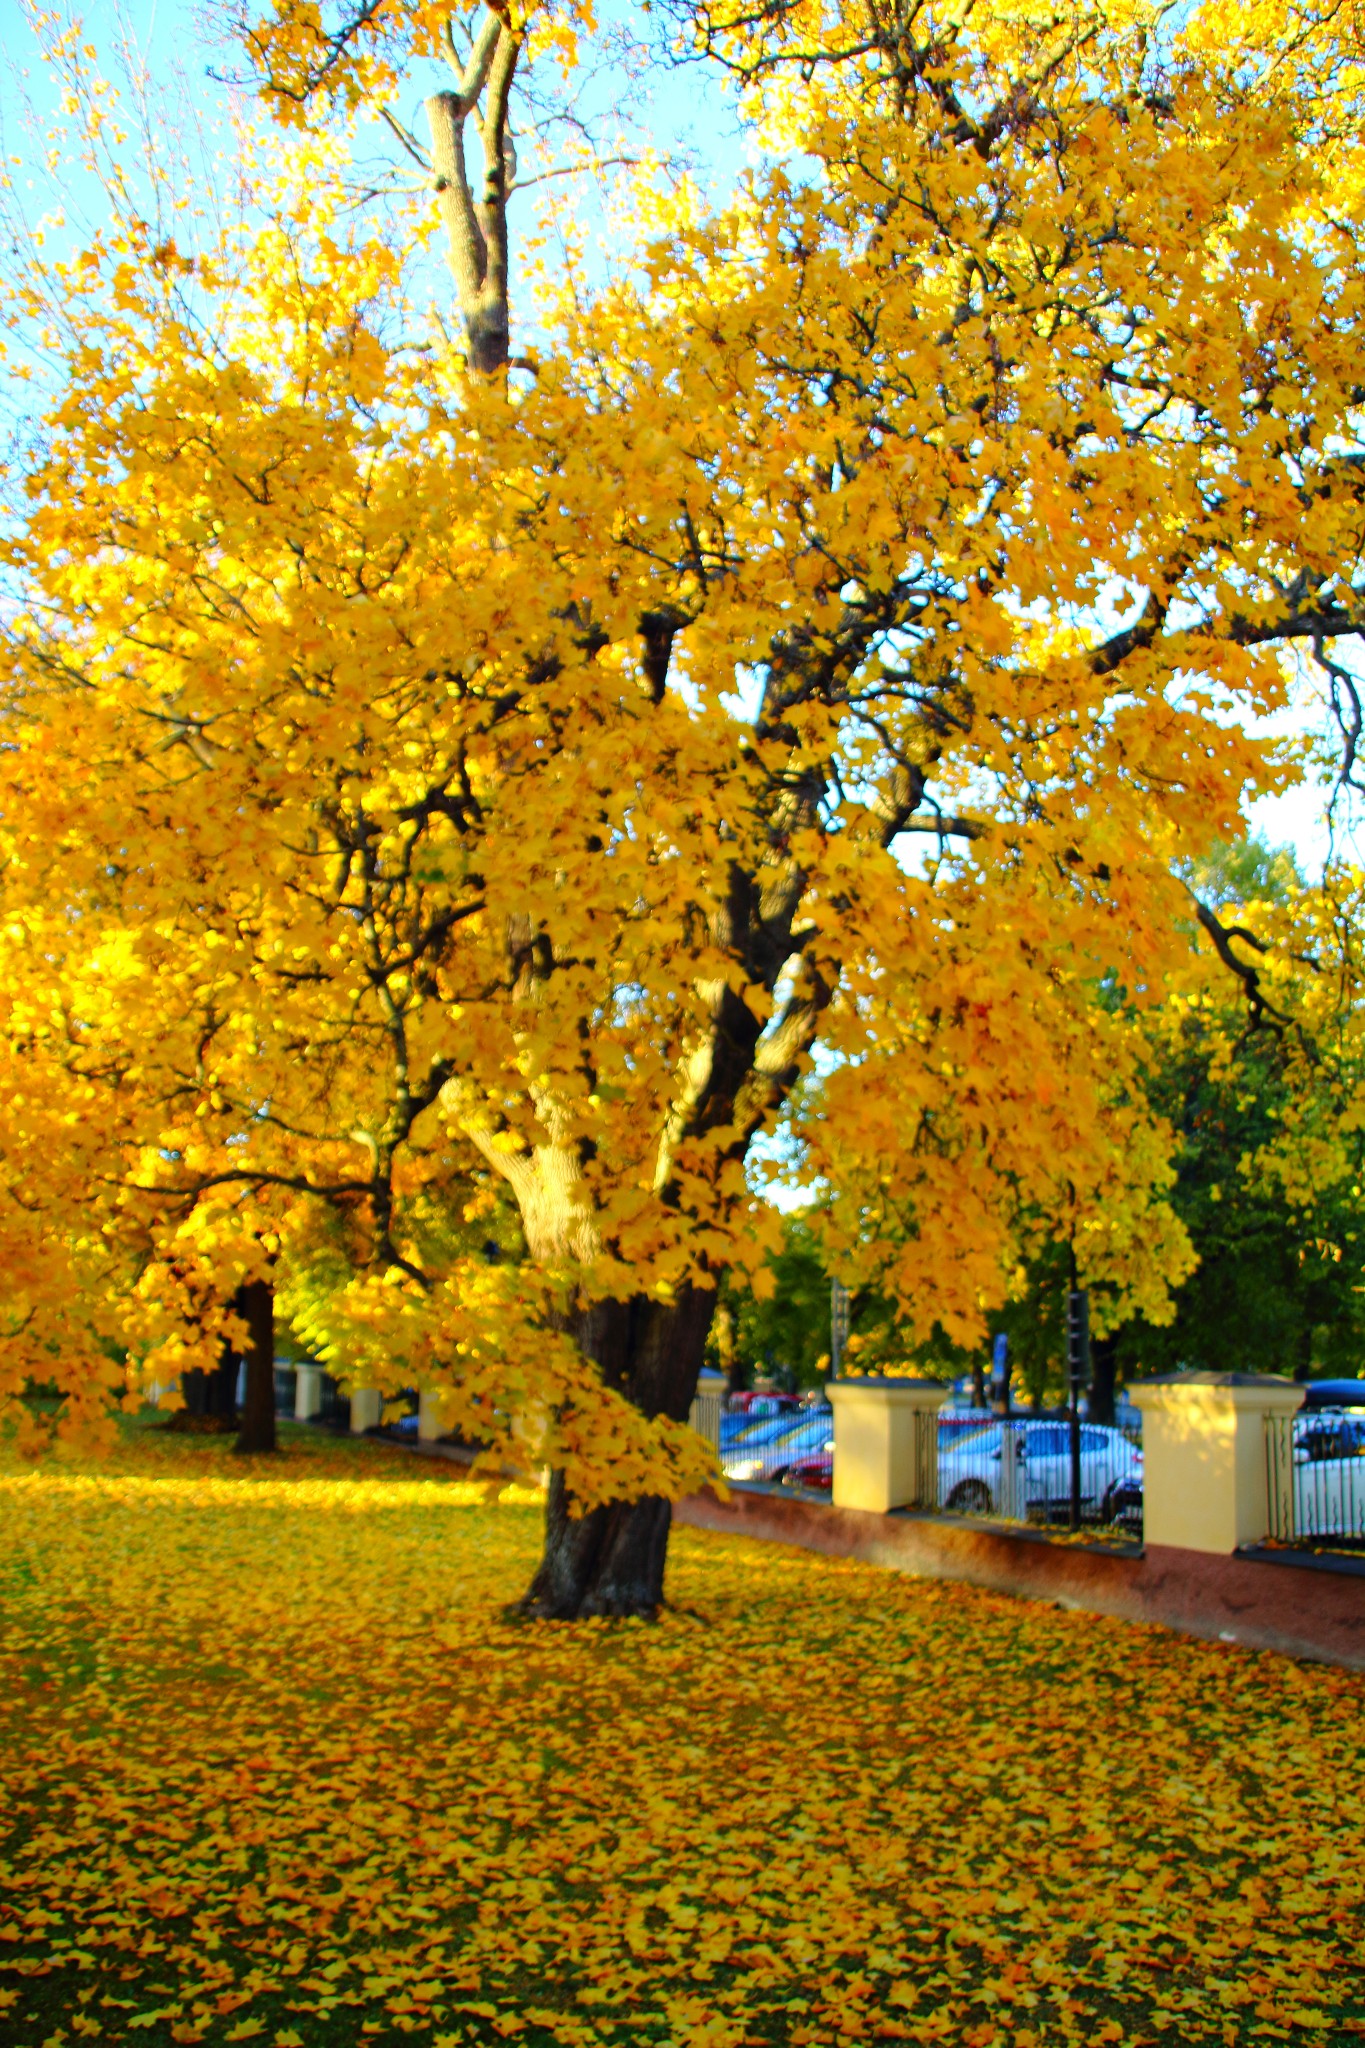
<box><xmin>1010</xmin><ymin>843</ymin><xmax>1365</xmax><ymax>1393</ymax></box>
<box><xmin>1116</xmin><ymin>1027</ymin><xmax>1365</xmax><ymax>1383</ymax></box>
<box><xmin>710</xmin><ymin>1213</ymin><xmax>906</xmax><ymax>1392</ymax></box>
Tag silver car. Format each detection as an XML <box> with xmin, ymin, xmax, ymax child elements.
<box><xmin>938</xmin><ymin>1420</ymin><xmax>1141</xmax><ymax>1521</ymax></box>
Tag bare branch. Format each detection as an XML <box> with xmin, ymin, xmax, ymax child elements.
<box><xmin>510</xmin><ymin>154</ymin><xmax>640</xmax><ymax>194</ymax></box>
<box><xmin>1190</xmin><ymin>893</ymin><xmax>1297</xmax><ymax>1039</ymax></box>
<box><xmin>378</xmin><ymin>104</ymin><xmax>431</xmax><ymax>174</ymax></box>
<box><xmin>1311</xmin><ymin>633</ymin><xmax>1365</xmax><ymax>843</ymax></box>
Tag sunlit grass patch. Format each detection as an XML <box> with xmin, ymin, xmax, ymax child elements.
<box><xmin>2</xmin><ymin>1422</ymin><xmax>1362</xmax><ymax>2048</ymax></box>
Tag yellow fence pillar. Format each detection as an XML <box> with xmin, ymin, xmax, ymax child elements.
<box><xmin>1131</xmin><ymin>1372</ymin><xmax>1305</xmax><ymax>1553</ymax></box>
<box><xmin>826</xmin><ymin>1377</ymin><xmax>951</xmax><ymax>1515</ymax></box>
<box><xmin>418</xmin><ymin>1389</ymin><xmax>450</xmax><ymax>1443</ymax></box>
<box><xmin>689</xmin><ymin>1369</ymin><xmax>728</xmax><ymax>1455</ymax></box>
<box><xmin>349</xmin><ymin>1387</ymin><xmax>383</xmax><ymax>1435</ymax></box>
<box><xmin>294</xmin><ymin>1365</ymin><xmax>323</xmax><ymax>1421</ymax></box>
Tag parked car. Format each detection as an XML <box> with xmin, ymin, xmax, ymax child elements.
<box><xmin>1296</xmin><ymin>1413</ymin><xmax>1365</xmax><ymax>1462</ymax></box>
<box><xmin>938</xmin><ymin>1420</ymin><xmax>1141</xmax><ymax>1521</ymax></box>
<box><xmin>1293</xmin><ymin>1455</ymin><xmax>1365</xmax><ymax>1530</ymax></box>
<box><xmin>1301</xmin><ymin>1380</ymin><xmax>1365</xmax><ymax>1411</ymax></box>
<box><xmin>1099</xmin><ymin>1408</ymin><xmax>1365</xmax><ymax>1545</ymax></box>
<box><xmin>723</xmin><ymin>1410</ymin><xmax>834</xmax><ymax>1484</ymax></box>
<box><xmin>1290</xmin><ymin>1419</ymin><xmax>1365</xmax><ymax>1542</ymax></box>
<box><xmin>781</xmin><ymin>1449</ymin><xmax>834</xmax><ymax>1491</ymax></box>
<box><xmin>780</xmin><ymin>1413</ymin><xmax>1005</xmax><ymax>1495</ymax></box>
<box><xmin>719</xmin><ymin>1393</ymin><xmax>802</xmax><ymax>1449</ymax></box>
<box><xmin>720</xmin><ymin>1407</ymin><xmax>821</xmax><ymax>1460</ymax></box>
<box><xmin>937</xmin><ymin>1408</ymin><xmax>1009</xmax><ymax>1441</ymax></box>
<box><xmin>727</xmin><ymin>1390</ymin><xmax>803</xmax><ymax>1415</ymax></box>
<box><xmin>1100</xmin><ymin>1459</ymin><xmax>1144</xmax><ymax>1534</ymax></box>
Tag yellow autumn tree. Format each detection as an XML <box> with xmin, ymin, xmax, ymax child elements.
<box><xmin>3</xmin><ymin>0</ymin><xmax>1365</xmax><ymax>1612</ymax></box>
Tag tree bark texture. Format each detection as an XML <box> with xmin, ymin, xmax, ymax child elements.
<box><xmin>233</xmin><ymin>1279</ymin><xmax>277</xmax><ymax>1455</ymax></box>
<box><xmin>425</xmin><ymin>16</ymin><xmax>518</xmax><ymax>378</ymax></box>
<box><xmin>520</xmin><ymin>1285</ymin><xmax>716</xmax><ymax>1618</ymax></box>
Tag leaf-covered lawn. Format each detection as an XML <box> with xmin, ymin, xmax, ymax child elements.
<box><xmin>1</xmin><ymin>1425</ymin><xmax>1361</xmax><ymax>2048</ymax></box>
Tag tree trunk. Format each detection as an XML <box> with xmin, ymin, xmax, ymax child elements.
<box><xmin>233</xmin><ymin>1279</ymin><xmax>277</xmax><ymax>1455</ymax></box>
<box><xmin>1089</xmin><ymin>1332</ymin><xmax>1118</xmax><ymax>1426</ymax></box>
<box><xmin>182</xmin><ymin>1338</ymin><xmax>238</xmax><ymax>1423</ymax></box>
<box><xmin>712</xmin><ymin>1299</ymin><xmax>750</xmax><ymax>1398</ymax></box>
<box><xmin>519</xmin><ymin>1285</ymin><xmax>715</xmax><ymax>1619</ymax></box>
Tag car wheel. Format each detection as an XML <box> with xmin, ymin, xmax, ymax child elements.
<box><xmin>946</xmin><ymin>1478</ymin><xmax>993</xmax><ymax>1515</ymax></box>
<box><xmin>1103</xmin><ymin>1485</ymin><xmax>1143</xmax><ymax>1533</ymax></box>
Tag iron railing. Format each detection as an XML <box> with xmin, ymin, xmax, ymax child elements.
<box><xmin>1265</xmin><ymin>1408</ymin><xmax>1365</xmax><ymax>1549</ymax></box>
<box><xmin>909</xmin><ymin>1406</ymin><xmax>939</xmax><ymax>1510</ymax></box>
<box><xmin>314</xmin><ymin>1374</ymin><xmax>352</xmax><ymax>1427</ymax></box>
<box><xmin>689</xmin><ymin>1381</ymin><xmax>725</xmax><ymax>1457</ymax></box>
<box><xmin>936</xmin><ymin>1416</ymin><xmax>1142</xmax><ymax>1532</ymax></box>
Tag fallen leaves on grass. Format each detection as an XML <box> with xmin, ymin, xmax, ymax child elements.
<box><xmin>1</xmin><ymin>1422</ymin><xmax>1362</xmax><ymax>2048</ymax></box>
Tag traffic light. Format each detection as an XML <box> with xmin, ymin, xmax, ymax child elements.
<box><xmin>1067</xmin><ymin>1288</ymin><xmax>1090</xmax><ymax>1397</ymax></box>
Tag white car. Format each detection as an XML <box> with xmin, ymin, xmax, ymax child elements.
<box><xmin>1081</xmin><ymin>1411</ymin><xmax>1365</xmax><ymax>1547</ymax></box>
<box><xmin>1289</xmin><ymin>1414</ymin><xmax>1365</xmax><ymax>1543</ymax></box>
<box><xmin>939</xmin><ymin>1420</ymin><xmax>1141</xmax><ymax>1523</ymax></box>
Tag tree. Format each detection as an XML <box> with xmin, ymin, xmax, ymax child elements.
<box><xmin>5</xmin><ymin>0</ymin><xmax>1365</xmax><ymax>1613</ymax></box>
<box><xmin>1109</xmin><ymin>851</ymin><xmax>1365</xmax><ymax>1382</ymax></box>
<box><xmin>940</xmin><ymin>845</ymin><xmax>1365</xmax><ymax>1402</ymax></box>
<box><xmin>233</xmin><ymin>1278</ymin><xmax>278</xmax><ymax>1454</ymax></box>
<box><xmin>707</xmin><ymin>1211</ymin><xmax>891</xmax><ymax>1392</ymax></box>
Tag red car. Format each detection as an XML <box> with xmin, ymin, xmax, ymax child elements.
<box><xmin>781</xmin><ymin>1450</ymin><xmax>833</xmax><ymax>1491</ymax></box>
<box><xmin>780</xmin><ymin>1411</ymin><xmax>1011</xmax><ymax>1493</ymax></box>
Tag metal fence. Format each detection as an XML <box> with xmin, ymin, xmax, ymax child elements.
<box><xmin>936</xmin><ymin>1416</ymin><xmax>1142</xmax><ymax>1531</ymax></box>
<box><xmin>689</xmin><ymin>1379</ymin><xmax>726</xmax><ymax>1456</ymax></box>
<box><xmin>305</xmin><ymin>1373</ymin><xmax>351</xmax><ymax>1427</ymax></box>
<box><xmin>706</xmin><ymin>1395</ymin><xmax>1141</xmax><ymax>1532</ymax></box>
<box><xmin>1265</xmin><ymin>1407</ymin><xmax>1365</xmax><ymax>1550</ymax></box>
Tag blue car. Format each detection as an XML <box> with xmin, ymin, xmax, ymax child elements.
<box><xmin>720</xmin><ymin>1410</ymin><xmax>815</xmax><ymax>1454</ymax></box>
<box><xmin>723</xmin><ymin>1410</ymin><xmax>834</xmax><ymax>1483</ymax></box>
<box><xmin>1296</xmin><ymin>1412</ymin><xmax>1365</xmax><ymax>1463</ymax></box>
<box><xmin>1302</xmin><ymin>1381</ymin><xmax>1365</xmax><ymax>1412</ymax></box>
<box><xmin>719</xmin><ymin>1401</ymin><xmax>798</xmax><ymax>1451</ymax></box>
